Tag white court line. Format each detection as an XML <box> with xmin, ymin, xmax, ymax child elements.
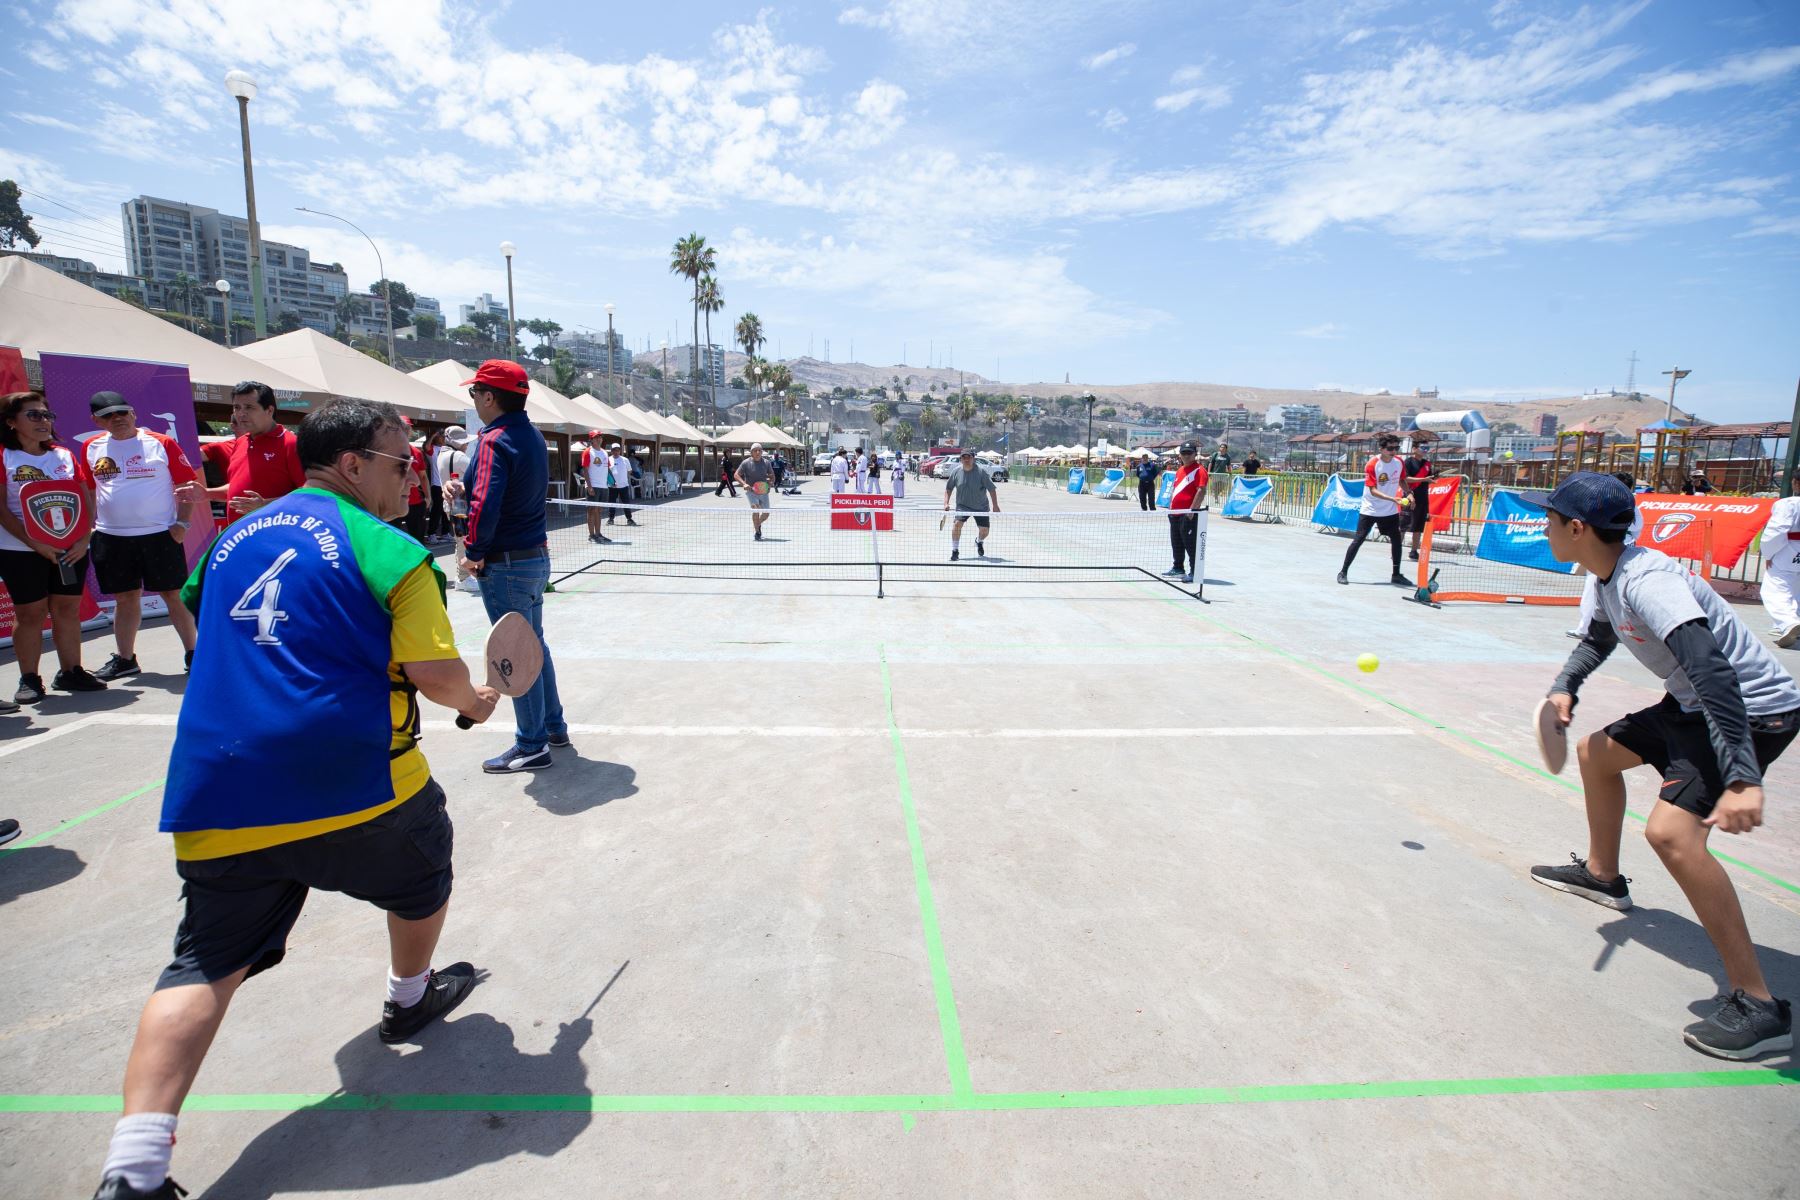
<box><xmin>0</xmin><ymin>714</ymin><xmax>105</xmax><ymax>759</ymax></box>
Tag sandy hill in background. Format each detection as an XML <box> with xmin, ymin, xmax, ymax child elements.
<box><xmin>730</xmin><ymin>357</ymin><xmax>1692</xmax><ymax>435</ymax></box>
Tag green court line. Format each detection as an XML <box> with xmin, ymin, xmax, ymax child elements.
<box><xmin>0</xmin><ymin>780</ymin><xmax>165</xmax><ymax>859</ymax></box>
<box><xmin>1156</xmin><ymin>598</ymin><xmax>1800</xmax><ymax>899</ymax></box>
<box><xmin>5</xmin><ymin>1067</ymin><xmax>1792</xmax><ymax>1114</ymax></box>
<box><xmin>878</xmin><ymin>644</ymin><xmax>973</xmax><ymax>1097</ymax></box>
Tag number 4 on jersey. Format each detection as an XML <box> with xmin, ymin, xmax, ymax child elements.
<box><xmin>230</xmin><ymin>549</ymin><xmax>296</xmax><ymax>645</ymax></box>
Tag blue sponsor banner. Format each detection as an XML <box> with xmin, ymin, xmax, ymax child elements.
<box><xmin>1155</xmin><ymin>470</ymin><xmax>1175</xmax><ymax>508</ymax></box>
<box><xmin>1067</xmin><ymin>467</ymin><xmax>1087</xmax><ymax>494</ymax></box>
<box><xmin>1222</xmin><ymin>475</ymin><xmax>1273</xmax><ymax>519</ymax></box>
<box><xmin>1474</xmin><ymin>490</ymin><xmax>1578</xmax><ymax>574</ymax></box>
<box><xmin>1310</xmin><ymin>473</ymin><xmax>1364</xmax><ymax>533</ymax></box>
<box><xmin>1093</xmin><ymin>468</ymin><xmax>1126</xmax><ymax>498</ymax></box>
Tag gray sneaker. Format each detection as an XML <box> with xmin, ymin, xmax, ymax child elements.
<box><xmin>1530</xmin><ymin>854</ymin><xmax>1632</xmax><ymax>910</ymax></box>
<box><xmin>1683</xmin><ymin>991</ymin><xmax>1793</xmax><ymax>1060</ymax></box>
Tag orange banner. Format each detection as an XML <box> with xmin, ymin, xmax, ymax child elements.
<box><xmin>1635</xmin><ymin>493</ymin><xmax>1774</xmax><ymax>569</ymax></box>
<box><xmin>1427</xmin><ymin>475</ymin><xmax>1462</xmax><ymax>532</ymax></box>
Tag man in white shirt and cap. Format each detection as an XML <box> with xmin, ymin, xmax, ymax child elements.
<box><xmin>608</xmin><ymin>442</ymin><xmax>636</xmax><ymax>527</ymax></box>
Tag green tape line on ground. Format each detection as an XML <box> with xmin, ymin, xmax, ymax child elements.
<box><xmin>1157</xmin><ymin>598</ymin><xmax>1800</xmax><ymax>899</ymax></box>
<box><xmin>878</xmin><ymin>643</ymin><xmax>973</xmax><ymax>1097</ymax></box>
<box><xmin>4</xmin><ymin>1067</ymin><xmax>1793</xmax><ymax>1114</ymax></box>
<box><xmin>0</xmin><ymin>780</ymin><xmax>164</xmax><ymax>860</ymax></box>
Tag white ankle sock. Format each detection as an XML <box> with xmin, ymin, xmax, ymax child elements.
<box><xmin>102</xmin><ymin>1112</ymin><xmax>178</xmax><ymax>1191</ymax></box>
<box><xmin>388</xmin><ymin>968</ymin><xmax>430</xmax><ymax>1008</ymax></box>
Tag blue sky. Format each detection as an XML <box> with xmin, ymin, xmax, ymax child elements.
<box><xmin>3</xmin><ymin>0</ymin><xmax>1797</xmax><ymax>420</ymax></box>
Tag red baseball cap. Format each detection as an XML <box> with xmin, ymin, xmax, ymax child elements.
<box><xmin>462</xmin><ymin>360</ymin><xmax>531</xmax><ymax>394</ymax></box>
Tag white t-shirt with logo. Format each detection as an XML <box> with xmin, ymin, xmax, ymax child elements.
<box><xmin>585</xmin><ymin>449</ymin><xmax>610</xmax><ymax>489</ymax></box>
<box><xmin>1361</xmin><ymin>454</ymin><xmax>1405</xmax><ymax>518</ymax></box>
<box><xmin>85</xmin><ymin>430</ymin><xmax>197</xmax><ymax>536</ymax></box>
<box><xmin>611</xmin><ymin>453</ymin><xmax>631</xmax><ymax>488</ymax></box>
<box><xmin>2</xmin><ymin>444</ymin><xmax>86</xmax><ymax>552</ymax></box>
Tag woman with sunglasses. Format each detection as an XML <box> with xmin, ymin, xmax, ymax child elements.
<box><xmin>0</xmin><ymin>391</ymin><xmax>107</xmax><ymax>702</ymax></box>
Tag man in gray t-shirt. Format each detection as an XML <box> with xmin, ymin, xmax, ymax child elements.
<box><xmin>942</xmin><ymin>449</ymin><xmax>1000</xmax><ymax>561</ymax></box>
<box><xmin>734</xmin><ymin>443</ymin><xmax>774</xmax><ymax>540</ymax></box>
<box><xmin>1530</xmin><ymin>472</ymin><xmax>1798</xmax><ymax>1061</ymax></box>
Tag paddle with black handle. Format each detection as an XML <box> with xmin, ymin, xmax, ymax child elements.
<box><xmin>20</xmin><ymin>480</ymin><xmax>93</xmax><ymax>589</ymax></box>
<box><xmin>457</xmin><ymin>611</ymin><xmax>543</xmax><ymax>729</ymax></box>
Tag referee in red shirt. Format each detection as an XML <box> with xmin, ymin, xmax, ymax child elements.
<box><xmin>201</xmin><ymin>381</ymin><xmax>305</xmax><ymax>523</ymax></box>
<box><xmin>1162</xmin><ymin>441</ymin><xmax>1208</xmax><ymax>585</ymax></box>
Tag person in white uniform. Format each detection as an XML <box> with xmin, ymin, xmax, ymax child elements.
<box><xmin>830</xmin><ymin>448</ymin><xmax>849</xmax><ymax>494</ymax></box>
<box><xmin>1759</xmin><ymin>464</ymin><xmax>1800</xmax><ymax>648</ymax></box>
<box><xmin>892</xmin><ymin>453</ymin><xmax>907</xmax><ymax>500</ymax></box>
<box><xmin>854</xmin><ymin>450</ymin><xmax>869</xmax><ymax>494</ymax></box>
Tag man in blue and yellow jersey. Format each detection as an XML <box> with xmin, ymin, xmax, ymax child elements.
<box><xmin>92</xmin><ymin>399</ymin><xmax>500</xmax><ymax>1200</ymax></box>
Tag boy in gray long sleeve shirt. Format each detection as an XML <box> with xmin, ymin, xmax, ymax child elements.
<box><xmin>943</xmin><ymin>449</ymin><xmax>999</xmax><ymax>561</ymax></box>
<box><xmin>1529</xmin><ymin>473</ymin><xmax>1798</xmax><ymax>1061</ymax></box>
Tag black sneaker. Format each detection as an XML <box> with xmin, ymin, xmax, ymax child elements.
<box><xmin>0</xmin><ymin>818</ymin><xmax>20</xmax><ymax>847</ymax></box>
<box><xmin>1182</xmin><ymin>572</ymin><xmax>1194</xmax><ymax>585</ymax></box>
<box><xmin>184</xmin><ymin>649</ymin><xmax>193</xmax><ymax>673</ymax></box>
<box><xmin>547</xmin><ymin>732</ymin><xmax>572</xmax><ymax>749</ymax></box>
<box><xmin>14</xmin><ymin>673</ymin><xmax>45</xmax><ymax>705</ymax></box>
<box><xmin>1390</xmin><ymin>572</ymin><xmax>1410</xmax><ymax>587</ymax></box>
<box><xmin>92</xmin><ymin>1175</ymin><xmax>187</xmax><ymax>1199</ymax></box>
<box><xmin>1162</xmin><ymin>566</ymin><xmax>1184</xmax><ymax>577</ymax></box>
<box><xmin>0</xmin><ymin>693</ymin><xmax>17</xmax><ymax>715</ymax></box>
<box><xmin>1336</xmin><ymin>570</ymin><xmax>1348</xmax><ymax>585</ymax></box>
<box><xmin>483</xmin><ymin>745</ymin><xmax>553</xmax><ymax>774</ymax></box>
<box><xmin>950</xmin><ymin>548</ymin><xmax>960</xmax><ymax>562</ymax></box>
<box><xmin>95</xmin><ymin>653</ymin><xmax>141</xmax><ymax>682</ymax></box>
<box><xmin>976</xmin><ymin>540</ymin><xmax>985</xmax><ymax>557</ymax></box>
<box><xmin>754</xmin><ymin>529</ymin><xmax>763</xmax><ymax>541</ymax></box>
<box><xmin>54</xmin><ymin>666</ymin><xmax>109</xmax><ymax>693</ymax></box>
<box><xmin>1530</xmin><ymin>854</ymin><xmax>1632</xmax><ymax>910</ymax></box>
<box><xmin>1683</xmin><ymin>991</ymin><xmax>1793</xmax><ymax>1060</ymax></box>
<box><xmin>378</xmin><ymin>962</ymin><xmax>478</xmax><ymax>1044</ymax></box>
<box><xmin>1408</xmin><ymin>549</ymin><xmax>1420</xmax><ymax>561</ymax></box>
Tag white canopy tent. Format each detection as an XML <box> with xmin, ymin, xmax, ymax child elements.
<box><xmin>407</xmin><ymin>360</ymin><xmax>583</xmax><ymax>435</ymax></box>
<box><xmin>237</xmin><ymin>330</ymin><xmax>464</xmax><ymax>423</ymax></box>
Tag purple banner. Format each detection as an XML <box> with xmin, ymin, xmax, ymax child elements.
<box><xmin>38</xmin><ymin>353</ymin><xmax>207</xmax><ymax>574</ymax></box>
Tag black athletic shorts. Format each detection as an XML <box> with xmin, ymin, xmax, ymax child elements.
<box><xmin>1605</xmin><ymin>695</ymin><xmax>1800</xmax><ymax>819</ymax></box>
<box><xmin>0</xmin><ymin>547</ymin><xmax>89</xmax><ymax>605</ymax></box>
<box><xmin>954</xmin><ymin>514</ymin><xmax>991</xmax><ymax>531</ymax></box>
<box><xmin>1407</xmin><ymin>492</ymin><xmax>1431</xmax><ymax>532</ymax></box>
<box><xmin>91</xmin><ymin>529</ymin><xmax>190</xmax><ymax>594</ymax></box>
<box><xmin>156</xmin><ymin>779</ymin><xmax>454</xmax><ymax>990</ymax></box>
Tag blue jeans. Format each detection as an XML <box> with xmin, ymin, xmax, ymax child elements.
<box><xmin>477</xmin><ymin>556</ymin><xmax>566</xmax><ymax>752</ymax></box>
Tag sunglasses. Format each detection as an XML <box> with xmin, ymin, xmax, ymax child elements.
<box><xmin>468</xmin><ymin>387</ymin><xmax>488</xmax><ymax>401</ymax></box>
<box><xmin>357</xmin><ymin>448</ymin><xmax>414</xmax><ymax>475</ymax></box>
<box><xmin>20</xmin><ymin>409</ymin><xmax>54</xmax><ymax>422</ymax></box>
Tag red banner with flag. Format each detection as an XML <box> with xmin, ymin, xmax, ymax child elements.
<box><xmin>1427</xmin><ymin>475</ymin><xmax>1462</xmax><ymax>532</ymax></box>
<box><xmin>1635</xmin><ymin>493</ymin><xmax>1774</xmax><ymax>569</ymax></box>
<box><xmin>830</xmin><ymin>493</ymin><xmax>894</xmax><ymax>531</ymax></box>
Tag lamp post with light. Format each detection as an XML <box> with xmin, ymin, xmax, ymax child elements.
<box><xmin>1084</xmin><ymin>393</ymin><xmax>1097</xmax><ymax>479</ymax></box>
<box><xmin>660</xmin><ymin>340</ymin><xmax>670</xmax><ymax>417</ymax></box>
<box><xmin>604</xmin><ymin>302</ymin><xmax>616</xmax><ymax>406</ymax></box>
<box><xmin>224</xmin><ymin>69</ymin><xmax>267</xmax><ymax>338</ymax></box>
<box><xmin>214</xmin><ymin>279</ymin><xmax>232</xmax><ymax>346</ymax></box>
<box><xmin>499</xmin><ymin>241</ymin><xmax>518</xmax><ymax>360</ymax></box>
<box><xmin>296</xmin><ymin>206</ymin><xmax>396</xmax><ymax>366</ymax></box>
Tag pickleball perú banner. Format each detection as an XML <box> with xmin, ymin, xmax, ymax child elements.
<box><xmin>1222</xmin><ymin>475</ymin><xmax>1273</xmax><ymax>519</ymax></box>
<box><xmin>1475</xmin><ymin>490</ymin><xmax>1578</xmax><ymax>575</ymax></box>
<box><xmin>1425</xmin><ymin>475</ymin><xmax>1462</xmax><ymax>533</ymax></box>
<box><xmin>1310</xmin><ymin>473</ymin><xmax>1364</xmax><ymax>532</ymax></box>
<box><xmin>1155</xmin><ymin>470</ymin><xmax>1175</xmax><ymax>508</ymax></box>
<box><xmin>829</xmin><ymin>492</ymin><xmax>893</xmax><ymax>531</ymax></box>
<box><xmin>1067</xmin><ymin>467</ymin><xmax>1086</xmax><ymax>494</ymax></box>
<box><xmin>1635</xmin><ymin>493</ymin><xmax>1773</xmax><ymax>569</ymax></box>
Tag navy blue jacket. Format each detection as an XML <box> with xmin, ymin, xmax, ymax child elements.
<box><xmin>465</xmin><ymin>409</ymin><xmax>548</xmax><ymax>561</ymax></box>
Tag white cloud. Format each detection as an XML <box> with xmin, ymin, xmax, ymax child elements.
<box><xmin>1295</xmin><ymin>322</ymin><xmax>1345</xmax><ymax>339</ymax></box>
<box><xmin>1155</xmin><ymin>65</ymin><xmax>1232</xmax><ymax>113</ymax></box>
<box><xmin>260</xmin><ymin>222</ymin><xmax>505</xmax><ymax>307</ymax></box>
<box><xmin>1234</xmin><ymin>8</ymin><xmax>1800</xmax><ymax>252</ymax></box>
<box><xmin>1083</xmin><ymin>42</ymin><xmax>1136</xmax><ymax>71</ymax></box>
<box><xmin>1738</xmin><ymin>214</ymin><xmax>1800</xmax><ymax>238</ymax></box>
<box><xmin>1099</xmin><ymin>107</ymin><xmax>1127</xmax><ymax>131</ymax></box>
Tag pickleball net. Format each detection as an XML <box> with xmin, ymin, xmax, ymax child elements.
<box><xmin>1416</xmin><ymin>515</ymin><xmax>1717</xmax><ymax>606</ymax></box>
<box><xmin>543</xmin><ymin>497</ymin><xmax>1208</xmax><ymax>598</ymax></box>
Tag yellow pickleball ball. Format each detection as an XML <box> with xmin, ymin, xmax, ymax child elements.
<box><xmin>1357</xmin><ymin>653</ymin><xmax>1379</xmax><ymax>673</ymax></box>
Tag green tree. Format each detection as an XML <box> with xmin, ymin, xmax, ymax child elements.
<box><xmin>952</xmin><ymin>394</ymin><xmax>978</xmax><ymax>441</ymax></box>
<box><xmin>919</xmin><ymin>405</ymin><xmax>941</xmax><ymax>444</ymax></box>
<box><xmin>0</xmin><ymin>180</ymin><xmax>40</xmax><ymax>249</ymax></box>
<box><xmin>164</xmin><ymin>273</ymin><xmax>204</xmax><ymax>323</ymax></box>
<box><xmin>370</xmin><ymin>278</ymin><xmax>415</xmax><ymax>327</ymax></box>
<box><xmin>446</xmin><ymin>323</ymin><xmax>482</xmax><ymax>345</ymax></box>
<box><xmin>466</xmin><ymin>310</ymin><xmax>504</xmax><ymax>346</ymax></box>
<box><xmin>735</xmin><ymin>311</ymin><xmax>765</xmax><ymax>416</ymax></box>
<box><xmin>696</xmin><ymin>274</ymin><xmax>724</xmax><ymax>412</ymax></box>
<box><xmin>1097</xmin><ymin>406</ymin><xmax>1117</xmax><ymax>419</ymax></box>
<box><xmin>273</xmin><ymin>310</ymin><xmax>305</xmax><ymax>335</ymax></box>
<box><xmin>551</xmin><ymin>350</ymin><xmax>580</xmax><ymax>393</ymax></box>
<box><xmin>870</xmin><ymin>401</ymin><xmax>892</xmax><ymax>446</ymax></box>
<box><xmin>413</xmin><ymin>312</ymin><xmax>442</xmax><ymax>340</ymax></box>
<box><xmin>669</xmin><ymin>232</ymin><xmax>715</xmax><ymax>383</ymax></box>
<box><xmin>333</xmin><ymin>293</ymin><xmax>368</xmax><ymax>341</ymax></box>
<box><xmin>892</xmin><ymin>422</ymin><xmax>915</xmax><ymax>451</ymax></box>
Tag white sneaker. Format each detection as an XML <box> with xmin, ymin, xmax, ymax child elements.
<box><xmin>456</xmin><ymin>577</ymin><xmax>482</xmax><ymax>595</ymax></box>
<box><xmin>1779</xmin><ymin>623</ymin><xmax>1800</xmax><ymax>649</ymax></box>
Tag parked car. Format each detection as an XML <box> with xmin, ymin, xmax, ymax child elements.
<box><xmin>812</xmin><ymin>452</ymin><xmax>834</xmax><ymax>474</ymax></box>
<box><xmin>985</xmin><ymin>461</ymin><xmax>1009</xmax><ymax>483</ymax></box>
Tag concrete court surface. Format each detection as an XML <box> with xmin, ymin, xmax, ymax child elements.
<box><xmin>2</xmin><ymin>478</ymin><xmax>1797</xmax><ymax>1198</ymax></box>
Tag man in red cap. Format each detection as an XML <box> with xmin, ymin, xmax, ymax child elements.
<box><xmin>445</xmin><ymin>361</ymin><xmax>569</xmax><ymax>773</ymax></box>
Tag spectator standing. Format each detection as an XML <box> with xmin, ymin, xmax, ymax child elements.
<box><xmin>1162</xmin><ymin>441</ymin><xmax>1207</xmax><ymax>585</ymax></box>
<box><xmin>869</xmin><ymin>453</ymin><xmax>882</xmax><ymax>494</ymax></box>
<box><xmin>200</xmin><ymin>381</ymin><xmax>306</xmax><ymax>524</ymax></box>
<box><xmin>83</xmin><ymin>390</ymin><xmax>201</xmax><ymax>679</ymax></box>
<box><xmin>435</xmin><ymin>426</ymin><xmax>479</xmax><ymax>594</ymax></box>
<box><xmin>423</xmin><ymin>430</ymin><xmax>449</xmax><ymax>544</ymax></box>
<box><xmin>716</xmin><ymin>451</ymin><xmax>737</xmax><ymax>497</ymax></box>
<box><xmin>1242</xmin><ymin>450</ymin><xmax>1262</xmax><ymax>476</ymax></box>
<box><xmin>855</xmin><ymin>449</ymin><xmax>870</xmax><ymax>494</ymax></box>
<box><xmin>580</xmin><ymin>436</ymin><xmax>611</xmax><ymax>543</ymax></box>
<box><xmin>943</xmin><ymin>448</ymin><xmax>999</xmax><ymax>561</ymax></box>
<box><xmin>830</xmin><ymin>447</ymin><xmax>849</xmax><ymax>493</ymax></box>
<box><xmin>0</xmin><ymin>390</ymin><xmax>105</xmax><ymax>702</ymax></box>
<box><xmin>89</xmin><ymin>398</ymin><xmax>498</xmax><ymax>1200</ymax></box>
<box><xmin>1206</xmin><ymin>442</ymin><xmax>1232</xmax><ymax>507</ymax></box>
<box><xmin>1759</xmin><ymin>465</ymin><xmax>1800</xmax><ymax>648</ymax></box>
<box><xmin>395</xmin><ymin>435</ymin><xmax>428</xmax><ymax>541</ymax></box>
<box><xmin>891</xmin><ymin>453</ymin><xmax>907</xmax><ymax>500</ymax></box>
<box><xmin>736</xmin><ymin>442</ymin><xmax>774</xmax><ymax>541</ymax></box>
<box><xmin>1401</xmin><ymin>443</ymin><xmax>1437</xmax><ymax>561</ymax></box>
<box><xmin>455</xmin><ymin>360</ymin><xmax>571</xmax><ymax>773</ymax></box>
<box><xmin>609</xmin><ymin>442</ymin><xmax>637</xmax><ymax>526</ymax></box>
<box><xmin>1135</xmin><ymin>452</ymin><xmax>1160</xmax><ymax>511</ymax></box>
<box><xmin>770</xmin><ymin>450</ymin><xmax>788</xmax><ymax>491</ymax></box>
<box><xmin>1683</xmin><ymin>470</ymin><xmax>1716</xmax><ymax>495</ymax></box>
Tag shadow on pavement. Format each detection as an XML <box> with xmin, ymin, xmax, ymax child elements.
<box><xmin>522</xmin><ymin>755</ymin><xmax>638</xmax><ymax>817</ymax></box>
<box><xmin>1595</xmin><ymin>906</ymin><xmax>1800</xmax><ymax>1013</ymax></box>
<box><xmin>0</xmin><ymin>845</ymin><xmax>85</xmax><ymax>905</ymax></box>
<box><xmin>201</xmin><ymin>1011</ymin><xmax>595</xmax><ymax>1199</ymax></box>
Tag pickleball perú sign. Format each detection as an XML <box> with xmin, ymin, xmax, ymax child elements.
<box><xmin>19</xmin><ymin>480</ymin><xmax>91</xmax><ymax>550</ymax></box>
<box><xmin>830</xmin><ymin>493</ymin><xmax>893</xmax><ymax>531</ymax></box>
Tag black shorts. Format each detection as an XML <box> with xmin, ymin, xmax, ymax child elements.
<box><xmin>0</xmin><ymin>547</ymin><xmax>89</xmax><ymax>605</ymax></box>
<box><xmin>953</xmin><ymin>514</ymin><xmax>991</xmax><ymax>531</ymax></box>
<box><xmin>1605</xmin><ymin>695</ymin><xmax>1800</xmax><ymax>819</ymax></box>
<box><xmin>156</xmin><ymin>780</ymin><xmax>454</xmax><ymax>990</ymax></box>
<box><xmin>1407</xmin><ymin>493</ymin><xmax>1431</xmax><ymax>532</ymax></box>
<box><xmin>91</xmin><ymin>529</ymin><xmax>190</xmax><ymax>594</ymax></box>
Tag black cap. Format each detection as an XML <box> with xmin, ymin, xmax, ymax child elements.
<box><xmin>1179</xmin><ymin>441</ymin><xmax>1198</xmax><ymax>455</ymax></box>
<box><xmin>1540</xmin><ymin>471</ymin><xmax>1636</xmax><ymax>531</ymax></box>
<box><xmin>89</xmin><ymin>390</ymin><xmax>130</xmax><ymax>417</ymax></box>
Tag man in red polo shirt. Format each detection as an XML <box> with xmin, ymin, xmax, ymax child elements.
<box><xmin>201</xmin><ymin>381</ymin><xmax>305</xmax><ymax>525</ymax></box>
<box><xmin>1161</xmin><ymin>441</ymin><xmax>1208</xmax><ymax>585</ymax></box>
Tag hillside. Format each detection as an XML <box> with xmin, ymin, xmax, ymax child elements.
<box><xmin>722</xmin><ymin>356</ymin><xmax>1693</xmax><ymax>435</ymax></box>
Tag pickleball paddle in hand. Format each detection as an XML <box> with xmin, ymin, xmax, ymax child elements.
<box><xmin>457</xmin><ymin>611</ymin><xmax>543</xmax><ymax>729</ymax></box>
<box><xmin>1534</xmin><ymin>696</ymin><xmax>1568</xmax><ymax>774</ymax></box>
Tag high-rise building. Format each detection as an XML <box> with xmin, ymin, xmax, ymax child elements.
<box><xmin>456</xmin><ymin>293</ymin><xmax>508</xmax><ymax>326</ymax></box>
<box><xmin>121</xmin><ymin>196</ymin><xmax>205</xmax><ymax>311</ymax></box>
<box><xmin>1266</xmin><ymin>403</ymin><xmax>1324</xmax><ymax>435</ymax></box>
<box><xmin>1537</xmin><ymin>413</ymin><xmax>1558</xmax><ymax>437</ymax></box>
<box><xmin>565</xmin><ymin>328</ymin><xmax>632</xmax><ymax>373</ymax></box>
<box><xmin>668</xmin><ymin>343</ymin><xmax>725</xmax><ymax>386</ymax></box>
<box><xmin>1</xmin><ymin>250</ymin><xmax>147</xmax><ymax>305</ymax></box>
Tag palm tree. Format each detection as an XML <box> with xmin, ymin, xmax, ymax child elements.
<box><xmin>764</xmin><ymin>363</ymin><xmax>793</xmax><ymax>423</ymax></box>
<box><xmin>742</xmin><ymin>356</ymin><xmax>766</xmax><ymax>423</ymax></box>
<box><xmin>735</xmin><ymin>311</ymin><xmax>764</xmax><ymax>420</ymax></box>
<box><xmin>694</xmin><ymin>274</ymin><xmax>724</xmax><ymax>416</ymax></box>
<box><xmin>892</xmin><ymin>422</ymin><xmax>915</xmax><ymax>452</ymax></box>
<box><xmin>919</xmin><ymin>405</ymin><xmax>941</xmax><ymax>446</ymax></box>
<box><xmin>952</xmin><ymin>394</ymin><xmax>978</xmax><ymax>442</ymax></box>
<box><xmin>1002</xmin><ymin>399</ymin><xmax>1026</xmax><ymax>451</ymax></box>
<box><xmin>669</xmin><ymin>233</ymin><xmax>715</xmax><ymax>385</ymax></box>
<box><xmin>870</xmin><ymin>401</ymin><xmax>892</xmax><ymax>449</ymax></box>
<box><xmin>164</xmin><ymin>273</ymin><xmax>204</xmax><ymax>328</ymax></box>
<box><xmin>333</xmin><ymin>294</ymin><xmax>368</xmax><ymax>342</ymax></box>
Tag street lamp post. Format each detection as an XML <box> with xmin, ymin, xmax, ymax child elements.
<box><xmin>604</xmin><ymin>303</ymin><xmax>615</xmax><ymax>406</ymax></box>
<box><xmin>224</xmin><ymin>70</ymin><xmax>267</xmax><ymax>339</ymax></box>
<box><xmin>1662</xmin><ymin>366</ymin><xmax>1692</xmax><ymax>424</ymax></box>
<box><xmin>500</xmin><ymin>241</ymin><xmax>518</xmax><ymax>360</ymax></box>
<box><xmin>1084</xmin><ymin>393</ymin><xmax>1097</xmax><ymax>479</ymax></box>
<box><xmin>214</xmin><ymin>279</ymin><xmax>232</xmax><ymax>346</ymax></box>
<box><xmin>295</xmin><ymin>206</ymin><xmax>395</xmax><ymax>366</ymax></box>
<box><xmin>660</xmin><ymin>340</ymin><xmax>669</xmax><ymax>418</ymax></box>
